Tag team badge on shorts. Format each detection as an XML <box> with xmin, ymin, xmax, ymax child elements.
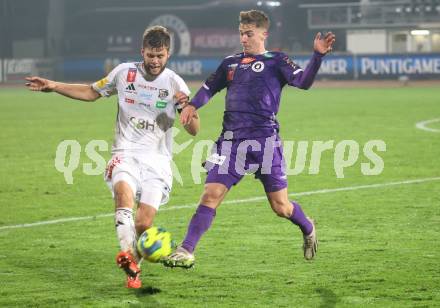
<box><xmin>251</xmin><ymin>61</ymin><xmax>265</xmax><ymax>72</ymax></box>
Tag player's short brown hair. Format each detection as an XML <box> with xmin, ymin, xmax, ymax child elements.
<box><xmin>142</xmin><ymin>26</ymin><xmax>171</xmax><ymax>50</ymax></box>
<box><xmin>239</xmin><ymin>10</ymin><xmax>270</xmax><ymax>30</ymax></box>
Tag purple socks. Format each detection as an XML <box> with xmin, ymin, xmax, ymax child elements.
<box><xmin>182</xmin><ymin>205</ymin><xmax>216</xmax><ymax>253</ymax></box>
<box><xmin>289</xmin><ymin>201</ymin><xmax>313</xmax><ymax>235</ymax></box>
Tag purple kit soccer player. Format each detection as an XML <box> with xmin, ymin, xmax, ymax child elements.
<box><xmin>163</xmin><ymin>10</ymin><xmax>335</xmax><ymax>268</ymax></box>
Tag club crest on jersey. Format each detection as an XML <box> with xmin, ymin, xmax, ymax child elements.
<box><xmin>127</xmin><ymin>68</ymin><xmax>137</xmax><ymax>82</ymax></box>
<box><xmin>158</xmin><ymin>89</ymin><xmax>169</xmax><ymax>99</ymax></box>
<box><xmin>251</xmin><ymin>61</ymin><xmax>265</xmax><ymax>73</ymax></box>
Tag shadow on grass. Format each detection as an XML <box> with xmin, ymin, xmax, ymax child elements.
<box><xmin>316</xmin><ymin>288</ymin><xmax>337</xmax><ymax>308</ymax></box>
<box><xmin>133</xmin><ymin>286</ymin><xmax>162</xmax><ymax>307</ymax></box>
<box><xmin>135</xmin><ymin>285</ymin><xmax>161</xmax><ymax>296</ymax></box>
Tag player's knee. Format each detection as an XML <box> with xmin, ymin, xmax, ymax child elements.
<box><xmin>201</xmin><ymin>186</ymin><xmax>226</xmax><ymax>207</ymax></box>
<box><xmin>270</xmin><ymin>200</ymin><xmax>292</xmax><ymax>218</ymax></box>
<box><xmin>135</xmin><ymin>219</ymin><xmax>153</xmax><ymax>236</ymax></box>
<box><xmin>114</xmin><ymin>182</ymin><xmax>134</xmax><ymax>208</ymax></box>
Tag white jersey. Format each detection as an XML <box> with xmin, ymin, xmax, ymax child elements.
<box><xmin>92</xmin><ymin>62</ymin><xmax>190</xmax><ymax>159</ymax></box>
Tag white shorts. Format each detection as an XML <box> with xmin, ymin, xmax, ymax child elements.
<box><xmin>104</xmin><ymin>154</ymin><xmax>172</xmax><ymax>210</ymax></box>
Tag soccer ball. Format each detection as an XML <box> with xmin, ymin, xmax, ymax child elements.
<box><xmin>137</xmin><ymin>226</ymin><xmax>174</xmax><ymax>263</ymax></box>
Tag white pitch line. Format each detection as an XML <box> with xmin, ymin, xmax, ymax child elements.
<box><xmin>1</xmin><ymin>177</ymin><xmax>440</xmax><ymax>231</ymax></box>
<box><xmin>415</xmin><ymin>118</ymin><xmax>440</xmax><ymax>133</ymax></box>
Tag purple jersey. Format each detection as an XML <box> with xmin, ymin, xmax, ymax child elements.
<box><xmin>191</xmin><ymin>51</ymin><xmax>324</xmax><ymax>139</ymax></box>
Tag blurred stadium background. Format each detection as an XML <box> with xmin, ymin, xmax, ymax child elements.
<box><xmin>1</xmin><ymin>0</ymin><xmax>440</xmax><ymax>83</ymax></box>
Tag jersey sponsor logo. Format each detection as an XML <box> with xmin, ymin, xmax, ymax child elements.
<box><xmin>227</xmin><ymin>69</ymin><xmax>235</xmax><ymax>81</ymax></box>
<box><xmin>239</xmin><ymin>63</ymin><xmax>251</xmax><ymax>69</ymax></box>
<box><xmin>227</xmin><ymin>64</ymin><xmax>238</xmax><ymax>81</ymax></box>
<box><xmin>138</xmin><ymin>84</ymin><xmax>157</xmax><ymax>91</ymax></box>
<box><xmin>155</xmin><ymin>101</ymin><xmax>167</xmax><ymax>109</ymax></box>
<box><xmin>95</xmin><ymin>77</ymin><xmax>108</xmax><ymax>89</ymax></box>
<box><xmin>139</xmin><ymin>91</ymin><xmax>154</xmax><ymax>101</ymax></box>
<box><xmin>158</xmin><ymin>89</ymin><xmax>169</xmax><ymax>99</ymax></box>
<box><xmin>127</xmin><ymin>68</ymin><xmax>137</xmax><ymax>82</ymax></box>
<box><xmin>241</xmin><ymin>57</ymin><xmax>256</xmax><ymax>64</ymax></box>
<box><xmin>129</xmin><ymin>116</ymin><xmax>155</xmax><ymax>131</ymax></box>
<box><xmin>125</xmin><ymin>83</ymin><xmax>136</xmax><ymax>91</ymax></box>
<box><xmin>125</xmin><ymin>98</ymin><xmax>135</xmax><ymax>104</ymax></box>
<box><xmin>251</xmin><ymin>61</ymin><xmax>265</xmax><ymax>73</ymax></box>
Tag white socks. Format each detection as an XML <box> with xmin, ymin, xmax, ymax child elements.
<box><xmin>115</xmin><ymin>208</ymin><xmax>136</xmax><ymax>252</ymax></box>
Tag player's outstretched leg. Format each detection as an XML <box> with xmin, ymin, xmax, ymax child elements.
<box><xmin>162</xmin><ymin>204</ymin><xmax>216</xmax><ymax>268</ymax></box>
<box><xmin>289</xmin><ymin>201</ymin><xmax>318</xmax><ymax>260</ymax></box>
<box><xmin>162</xmin><ymin>245</ymin><xmax>195</xmax><ymax>269</ymax></box>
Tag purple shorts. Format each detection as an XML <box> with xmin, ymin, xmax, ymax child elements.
<box><xmin>204</xmin><ymin>135</ymin><xmax>287</xmax><ymax>193</ymax></box>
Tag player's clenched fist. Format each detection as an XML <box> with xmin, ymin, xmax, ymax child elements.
<box><xmin>25</xmin><ymin>76</ymin><xmax>56</xmax><ymax>92</ymax></box>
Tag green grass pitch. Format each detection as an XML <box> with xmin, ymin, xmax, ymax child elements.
<box><xmin>0</xmin><ymin>85</ymin><xmax>439</xmax><ymax>307</ymax></box>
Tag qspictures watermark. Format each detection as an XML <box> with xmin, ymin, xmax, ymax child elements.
<box><xmin>53</xmin><ymin>129</ymin><xmax>386</xmax><ymax>185</ymax></box>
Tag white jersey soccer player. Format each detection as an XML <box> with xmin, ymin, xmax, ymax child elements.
<box><xmin>26</xmin><ymin>26</ymin><xmax>199</xmax><ymax>289</ymax></box>
<box><xmin>93</xmin><ymin>62</ymin><xmax>190</xmax><ymax>208</ymax></box>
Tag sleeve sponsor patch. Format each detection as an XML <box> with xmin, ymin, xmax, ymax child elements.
<box><xmin>283</xmin><ymin>56</ymin><xmax>300</xmax><ymax>71</ymax></box>
<box><xmin>206</xmin><ymin>72</ymin><xmax>218</xmax><ymax>84</ymax></box>
<box><xmin>95</xmin><ymin>78</ymin><xmax>108</xmax><ymax>89</ymax></box>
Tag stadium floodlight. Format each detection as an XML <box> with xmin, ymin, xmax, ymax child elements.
<box><xmin>410</xmin><ymin>30</ymin><xmax>430</xmax><ymax>35</ymax></box>
<box><xmin>266</xmin><ymin>1</ymin><xmax>281</xmax><ymax>7</ymax></box>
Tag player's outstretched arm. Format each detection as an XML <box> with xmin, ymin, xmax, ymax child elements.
<box><xmin>282</xmin><ymin>32</ymin><xmax>336</xmax><ymax>90</ymax></box>
<box><xmin>25</xmin><ymin>76</ymin><xmax>100</xmax><ymax>102</ymax></box>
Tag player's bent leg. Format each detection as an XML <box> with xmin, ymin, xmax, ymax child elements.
<box><xmin>266</xmin><ymin>188</ymin><xmax>293</xmax><ymax>218</ymax></box>
<box><xmin>114</xmin><ymin>180</ymin><xmax>138</xmax><ymax>256</ymax></box>
<box><xmin>162</xmin><ymin>183</ymin><xmax>228</xmax><ymax>268</ymax></box>
<box><xmin>113</xmin><ymin>179</ymin><xmax>142</xmax><ymax>287</ymax></box>
<box><xmin>266</xmin><ymin>189</ymin><xmax>318</xmax><ymax>260</ymax></box>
